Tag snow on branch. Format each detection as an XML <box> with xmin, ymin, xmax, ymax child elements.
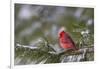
<box><xmin>16</xmin><ymin>43</ymin><xmax>94</xmax><ymax>55</ymax></box>
<box><xmin>16</xmin><ymin>43</ymin><xmax>94</xmax><ymax>62</ymax></box>
<box><xmin>58</xmin><ymin>46</ymin><xmax>94</xmax><ymax>56</ymax></box>
<box><xmin>16</xmin><ymin>43</ymin><xmax>38</xmax><ymax>49</ymax></box>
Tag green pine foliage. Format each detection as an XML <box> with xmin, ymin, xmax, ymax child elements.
<box><xmin>14</xmin><ymin>4</ymin><xmax>94</xmax><ymax>65</ymax></box>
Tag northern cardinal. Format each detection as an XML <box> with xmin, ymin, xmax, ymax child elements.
<box><xmin>58</xmin><ymin>27</ymin><xmax>77</xmax><ymax>50</ymax></box>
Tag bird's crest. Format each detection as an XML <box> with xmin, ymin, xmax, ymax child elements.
<box><xmin>58</xmin><ymin>27</ymin><xmax>66</xmax><ymax>37</ymax></box>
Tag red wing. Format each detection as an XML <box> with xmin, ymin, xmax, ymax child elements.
<box><xmin>61</xmin><ymin>33</ymin><xmax>76</xmax><ymax>48</ymax></box>
<box><xmin>59</xmin><ymin>31</ymin><xmax>77</xmax><ymax>49</ymax></box>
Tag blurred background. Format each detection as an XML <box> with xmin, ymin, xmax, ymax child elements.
<box><xmin>15</xmin><ymin>4</ymin><xmax>94</xmax><ymax>65</ymax></box>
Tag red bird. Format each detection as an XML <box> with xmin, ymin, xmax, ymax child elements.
<box><xmin>58</xmin><ymin>27</ymin><xmax>77</xmax><ymax>50</ymax></box>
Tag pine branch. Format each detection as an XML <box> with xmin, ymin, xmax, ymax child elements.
<box><xmin>15</xmin><ymin>43</ymin><xmax>94</xmax><ymax>63</ymax></box>
<box><xmin>16</xmin><ymin>43</ymin><xmax>38</xmax><ymax>49</ymax></box>
<box><xmin>59</xmin><ymin>46</ymin><xmax>94</xmax><ymax>56</ymax></box>
<box><xmin>16</xmin><ymin>43</ymin><xmax>94</xmax><ymax>55</ymax></box>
